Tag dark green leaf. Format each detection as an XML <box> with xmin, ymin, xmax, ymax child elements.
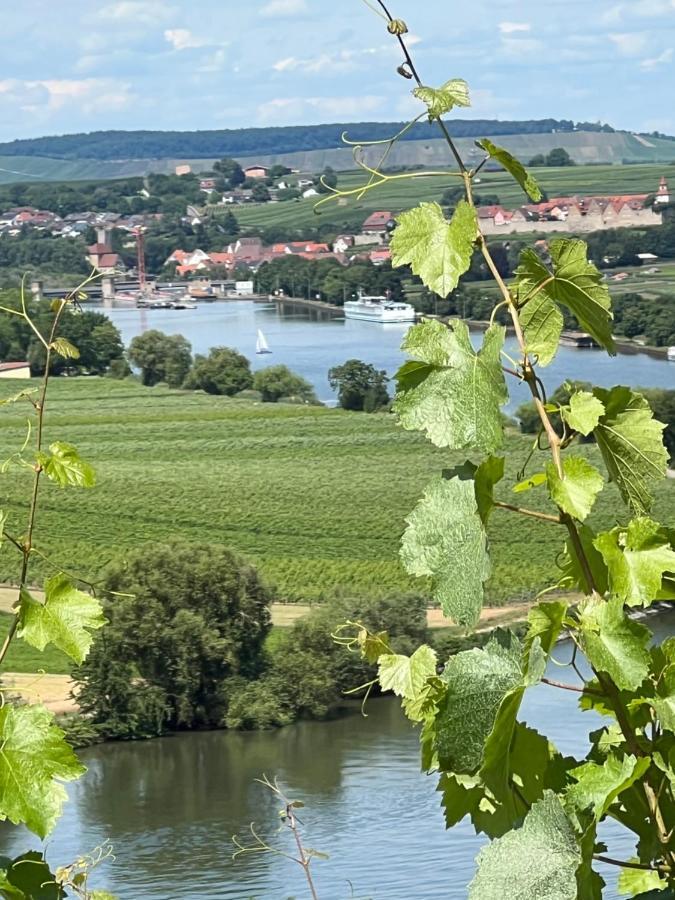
<box><xmin>400</xmin><ymin>476</ymin><xmax>490</xmax><ymax>628</ymax></box>
<box><xmin>559</xmin><ymin>524</ymin><xmax>609</xmax><ymax>596</ymax></box>
<box><xmin>592</xmin><ymin>386</ymin><xmax>668</xmax><ymax>517</ymax></box>
<box><xmin>0</xmin><ymin>852</ymin><xmax>63</xmax><ymax>900</ymax></box>
<box><xmin>0</xmin><ymin>704</ymin><xmax>85</xmax><ymax>838</ymax></box>
<box><xmin>526</xmin><ymin>600</ymin><xmax>568</xmax><ymax>655</ymax></box>
<box><xmin>17</xmin><ymin>574</ymin><xmax>106</xmax><ymax>664</ymax></box>
<box><xmin>468</xmin><ymin>792</ymin><xmax>581</xmax><ymax>900</ymax></box>
<box><xmin>394</xmin><ymin>319</ymin><xmax>508</xmax><ymax>452</ymax></box>
<box><xmin>390</xmin><ymin>200</ymin><xmax>478</xmax><ymax>298</ymax></box>
<box><xmin>476</xmin><ymin>139</ymin><xmax>542</xmax><ymax>202</ymax></box>
<box><xmin>443</xmin><ymin>456</ymin><xmax>505</xmax><ymax>525</ymax></box>
<box><xmin>564</xmin><ymin>753</ymin><xmax>649</xmax><ymax>828</ymax></box>
<box><xmin>595</xmin><ymin>518</ymin><xmax>675</xmax><ymax>608</ymax></box>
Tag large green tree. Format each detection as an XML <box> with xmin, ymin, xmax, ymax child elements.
<box><xmin>183</xmin><ymin>346</ymin><xmax>253</xmax><ymax>395</ymax></box>
<box><xmin>252</xmin><ymin>365</ymin><xmax>317</xmax><ymax>403</ymax></box>
<box><xmin>75</xmin><ymin>542</ymin><xmax>273</xmax><ymax>738</ymax></box>
<box><xmin>328</xmin><ymin>359</ymin><xmax>390</xmax><ymax>411</ymax></box>
<box><xmin>128</xmin><ymin>330</ymin><xmax>192</xmax><ymax>387</ymax></box>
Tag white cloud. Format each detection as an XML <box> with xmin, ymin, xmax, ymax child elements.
<box><xmin>99</xmin><ymin>2</ymin><xmax>176</xmax><ymax>24</ymax></box>
<box><xmin>602</xmin><ymin>0</ymin><xmax>675</xmax><ymax>22</ymax></box>
<box><xmin>257</xmin><ymin>94</ymin><xmax>384</xmax><ymax>123</ymax></box>
<box><xmin>0</xmin><ymin>78</ymin><xmax>133</xmax><ymax>113</ymax></box>
<box><xmin>641</xmin><ymin>47</ymin><xmax>674</xmax><ymax>68</ymax></box>
<box><xmin>164</xmin><ymin>29</ymin><xmax>207</xmax><ymax>51</ymax></box>
<box><xmin>260</xmin><ymin>0</ymin><xmax>307</xmax><ymax>17</ymax></box>
<box><xmin>498</xmin><ymin>22</ymin><xmax>531</xmax><ymax>34</ymax></box>
<box><xmin>609</xmin><ymin>32</ymin><xmax>649</xmax><ymax>55</ymax></box>
<box><xmin>273</xmin><ymin>47</ymin><xmax>388</xmax><ymax>75</ymax></box>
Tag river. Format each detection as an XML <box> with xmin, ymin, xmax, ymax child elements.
<box><xmin>2</xmin><ymin>614</ymin><xmax>672</xmax><ymax>899</ymax></box>
<box><xmin>94</xmin><ymin>300</ymin><xmax>674</xmax><ymax>408</ymax></box>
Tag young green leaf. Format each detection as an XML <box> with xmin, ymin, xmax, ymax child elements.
<box><xmin>617</xmin><ymin>866</ymin><xmax>669</xmax><ymax>897</ymax></box>
<box><xmin>559</xmin><ymin>523</ymin><xmax>609</xmax><ymax>596</ymax></box>
<box><xmin>434</xmin><ymin>631</ymin><xmax>527</xmax><ymax>773</ymax></box>
<box><xmin>476</xmin><ymin>139</ymin><xmax>542</xmax><ymax>202</ymax></box>
<box><xmin>37</xmin><ymin>441</ymin><xmax>96</xmax><ymax>489</ymax></box>
<box><xmin>394</xmin><ymin>320</ymin><xmax>508</xmax><ymax>453</ymax></box>
<box><xmin>378</xmin><ymin>645</ymin><xmax>437</xmax><ymax>705</ymax></box>
<box><xmin>390</xmin><ymin>200</ymin><xmax>478</xmax><ymax>298</ymax></box>
<box><xmin>413</xmin><ymin>78</ymin><xmax>470</xmax><ymax>119</ymax></box>
<box><xmin>564</xmin><ymin>754</ymin><xmax>649</xmax><ymax>828</ymax></box>
<box><xmin>546</xmin><ymin>456</ymin><xmax>604</xmax><ymax>522</ymax></box>
<box><xmin>578</xmin><ymin>596</ymin><xmax>651</xmax><ymax>691</ymax></box>
<box><xmin>0</xmin><ymin>704</ymin><xmax>85</xmax><ymax>838</ymax></box>
<box><xmin>526</xmin><ymin>600</ymin><xmax>569</xmax><ymax>655</ymax></box>
<box><xmin>594</xmin><ymin>518</ymin><xmax>675</xmax><ymax>608</ymax></box>
<box><xmin>443</xmin><ymin>456</ymin><xmax>505</xmax><ymax>525</ymax></box>
<box><xmin>17</xmin><ymin>574</ymin><xmax>106</xmax><ymax>664</ymax></box>
<box><xmin>592</xmin><ymin>386</ymin><xmax>668</xmax><ymax>517</ymax></box>
<box><xmin>513</xmin><ymin>472</ymin><xmax>547</xmax><ymax>493</ymax></box>
<box><xmin>514</xmin><ymin>240</ymin><xmax>616</xmax><ymax>359</ymax></box>
<box><xmin>400</xmin><ymin>476</ymin><xmax>490</xmax><ymax>628</ymax></box>
<box><xmin>468</xmin><ymin>792</ymin><xmax>581</xmax><ymax>900</ymax></box>
<box><xmin>50</xmin><ymin>337</ymin><xmax>79</xmax><ymax>360</ymax></box>
<box><xmin>0</xmin><ymin>870</ymin><xmax>26</xmax><ymax>900</ymax></box>
<box><xmin>563</xmin><ymin>391</ymin><xmax>605</xmax><ymax>436</ymax></box>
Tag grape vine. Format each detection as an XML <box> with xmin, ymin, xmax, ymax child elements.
<box><xmin>337</xmin><ymin>3</ymin><xmax>675</xmax><ymax>897</ymax></box>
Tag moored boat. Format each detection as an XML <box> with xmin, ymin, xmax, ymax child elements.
<box><xmin>343</xmin><ymin>291</ymin><xmax>416</xmax><ymax>323</ymax></box>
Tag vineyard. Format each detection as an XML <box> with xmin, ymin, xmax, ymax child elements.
<box><xmin>0</xmin><ymin>377</ymin><xmax>672</xmax><ymax>605</ymax></box>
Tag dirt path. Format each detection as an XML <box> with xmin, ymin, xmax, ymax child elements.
<box><xmin>1</xmin><ymin>673</ymin><xmax>76</xmax><ymax>715</ymax></box>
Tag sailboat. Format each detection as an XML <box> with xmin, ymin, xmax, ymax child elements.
<box><xmin>256</xmin><ymin>329</ymin><xmax>272</xmax><ymax>355</ymax></box>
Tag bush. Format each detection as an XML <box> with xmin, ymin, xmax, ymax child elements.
<box><xmin>328</xmin><ymin>359</ymin><xmax>389</xmax><ymax>412</ymax></box>
<box><xmin>253</xmin><ymin>364</ymin><xmax>318</xmax><ymax>403</ymax></box>
<box><xmin>183</xmin><ymin>346</ymin><xmax>253</xmax><ymax>396</ymax></box>
<box><xmin>235</xmin><ymin>388</ymin><xmax>263</xmax><ymax>401</ymax></box>
<box><xmin>74</xmin><ymin>542</ymin><xmax>273</xmax><ymax>739</ymax></box>
<box><xmin>128</xmin><ymin>330</ymin><xmax>192</xmax><ymax>387</ymax></box>
<box><xmin>108</xmin><ymin>357</ymin><xmax>132</xmax><ymax>380</ymax></box>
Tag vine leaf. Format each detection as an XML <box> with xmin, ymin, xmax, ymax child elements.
<box><xmin>394</xmin><ymin>320</ymin><xmax>508</xmax><ymax>453</ymax></box>
<box><xmin>378</xmin><ymin>645</ymin><xmax>438</xmax><ymax>723</ymax></box>
<box><xmin>546</xmin><ymin>456</ymin><xmax>604</xmax><ymax>522</ymax></box>
<box><xmin>559</xmin><ymin>523</ymin><xmax>609</xmax><ymax>595</ymax></box>
<box><xmin>468</xmin><ymin>791</ymin><xmax>581</xmax><ymax>900</ymax></box>
<box><xmin>443</xmin><ymin>456</ymin><xmax>505</xmax><ymax>525</ymax></box>
<box><xmin>617</xmin><ymin>866</ymin><xmax>669</xmax><ymax>897</ymax></box>
<box><xmin>400</xmin><ymin>476</ymin><xmax>490</xmax><ymax>628</ymax></box>
<box><xmin>578</xmin><ymin>596</ymin><xmax>651</xmax><ymax>691</ymax></box>
<box><xmin>0</xmin><ymin>851</ymin><xmax>63</xmax><ymax>900</ymax></box>
<box><xmin>434</xmin><ymin>631</ymin><xmax>542</xmax><ymax>774</ymax></box>
<box><xmin>17</xmin><ymin>574</ymin><xmax>106</xmax><ymax>665</ymax></box>
<box><xmin>390</xmin><ymin>200</ymin><xmax>478</xmax><ymax>298</ymax></box>
<box><xmin>649</xmin><ymin>640</ymin><xmax>675</xmax><ymax>732</ymax></box>
<box><xmin>526</xmin><ymin>600</ymin><xmax>569</xmax><ymax>655</ymax></box>
<box><xmin>594</xmin><ymin>518</ymin><xmax>675</xmax><ymax>608</ymax></box>
<box><xmin>564</xmin><ymin>753</ymin><xmax>649</xmax><ymax>828</ymax></box>
<box><xmin>0</xmin><ymin>704</ymin><xmax>85</xmax><ymax>838</ymax></box>
<box><xmin>37</xmin><ymin>442</ymin><xmax>96</xmax><ymax>489</ymax></box>
<box><xmin>475</xmin><ymin>139</ymin><xmax>542</xmax><ymax>202</ymax></box>
<box><xmin>592</xmin><ymin>386</ymin><xmax>668</xmax><ymax>517</ymax></box>
<box><xmin>563</xmin><ymin>391</ymin><xmax>605</xmax><ymax>436</ymax></box>
<box><xmin>514</xmin><ymin>240</ymin><xmax>615</xmax><ymax>360</ymax></box>
<box><xmin>413</xmin><ymin>78</ymin><xmax>470</xmax><ymax>119</ymax></box>
<box><xmin>49</xmin><ymin>337</ymin><xmax>79</xmax><ymax>360</ymax></box>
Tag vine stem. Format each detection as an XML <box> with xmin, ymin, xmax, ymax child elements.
<box><xmin>593</xmin><ymin>854</ymin><xmax>670</xmax><ymax>874</ymax></box>
<box><xmin>493</xmin><ymin>502</ymin><xmax>561</xmax><ymax>524</ymax></box>
<box><xmin>287</xmin><ymin>802</ymin><xmax>319</xmax><ymax>900</ymax></box>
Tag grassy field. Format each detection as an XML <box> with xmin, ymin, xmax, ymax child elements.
<box><xmin>0</xmin><ymin>379</ymin><xmax>672</xmax><ymax>608</ymax></box>
<box><xmin>232</xmin><ymin>163</ymin><xmax>672</xmax><ymax>233</ymax></box>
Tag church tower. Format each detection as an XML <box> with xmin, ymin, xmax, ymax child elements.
<box><xmin>656</xmin><ymin>175</ymin><xmax>670</xmax><ymax>205</ymax></box>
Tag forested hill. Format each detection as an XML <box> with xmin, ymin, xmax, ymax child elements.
<box><xmin>0</xmin><ymin>119</ymin><xmax>616</xmax><ymax>161</ymax></box>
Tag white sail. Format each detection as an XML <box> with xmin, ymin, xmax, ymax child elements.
<box><xmin>256</xmin><ymin>329</ymin><xmax>271</xmax><ymax>353</ymax></box>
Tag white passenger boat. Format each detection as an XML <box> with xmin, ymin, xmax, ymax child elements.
<box><xmin>343</xmin><ymin>292</ymin><xmax>416</xmax><ymax>323</ymax></box>
<box><xmin>667</xmin><ymin>346</ymin><xmax>675</xmax><ymax>361</ymax></box>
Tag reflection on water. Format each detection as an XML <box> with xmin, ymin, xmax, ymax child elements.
<box><xmin>3</xmin><ymin>616</ymin><xmax>674</xmax><ymax>898</ymax></box>
<box><xmin>95</xmin><ymin>300</ymin><xmax>675</xmax><ymax>409</ymax></box>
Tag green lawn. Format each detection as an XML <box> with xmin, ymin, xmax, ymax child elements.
<box><xmin>0</xmin><ymin>378</ymin><xmax>672</xmax><ymax>607</ymax></box>
<box><xmin>231</xmin><ymin>163</ymin><xmax>671</xmax><ymax>233</ymax></box>
<box><xmin>0</xmin><ymin>612</ymin><xmax>71</xmax><ymax>673</ymax></box>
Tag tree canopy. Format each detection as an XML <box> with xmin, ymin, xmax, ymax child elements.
<box><xmin>328</xmin><ymin>359</ymin><xmax>390</xmax><ymax>412</ymax></box>
<box><xmin>183</xmin><ymin>346</ymin><xmax>253</xmax><ymax>395</ymax></box>
<box><xmin>127</xmin><ymin>330</ymin><xmax>192</xmax><ymax>387</ymax></box>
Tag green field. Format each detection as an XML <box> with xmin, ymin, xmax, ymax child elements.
<box><xmin>0</xmin><ymin>612</ymin><xmax>70</xmax><ymax>673</ymax></box>
<box><xmin>0</xmin><ymin>379</ymin><xmax>672</xmax><ymax>607</ymax></box>
<box><xmin>232</xmin><ymin>163</ymin><xmax>672</xmax><ymax>233</ymax></box>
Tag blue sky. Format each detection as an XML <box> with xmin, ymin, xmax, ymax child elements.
<box><xmin>1</xmin><ymin>0</ymin><xmax>675</xmax><ymax>141</ymax></box>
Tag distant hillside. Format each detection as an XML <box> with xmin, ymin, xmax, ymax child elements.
<box><xmin>0</xmin><ymin>129</ymin><xmax>674</xmax><ymax>186</ymax></box>
<box><xmin>0</xmin><ymin>119</ymin><xmax>614</xmax><ymax>161</ymax></box>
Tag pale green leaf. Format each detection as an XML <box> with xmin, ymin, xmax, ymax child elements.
<box><xmin>526</xmin><ymin>600</ymin><xmax>569</xmax><ymax>655</ymax></box>
<box><xmin>564</xmin><ymin>391</ymin><xmax>605</xmax><ymax>436</ymax></box>
<box><xmin>593</xmin><ymin>386</ymin><xmax>668</xmax><ymax>517</ymax></box>
<box><xmin>50</xmin><ymin>337</ymin><xmax>79</xmax><ymax>360</ymax></box>
<box><xmin>514</xmin><ymin>240</ymin><xmax>616</xmax><ymax>360</ymax></box>
<box><xmin>513</xmin><ymin>471</ymin><xmax>546</xmax><ymax>493</ymax></box>
<box><xmin>17</xmin><ymin>574</ymin><xmax>105</xmax><ymax>664</ymax></box>
<box><xmin>37</xmin><ymin>441</ymin><xmax>95</xmax><ymax>489</ymax></box>
<box><xmin>579</xmin><ymin>596</ymin><xmax>651</xmax><ymax>691</ymax></box>
<box><xmin>378</xmin><ymin>644</ymin><xmax>437</xmax><ymax>713</ymax></box>
<box><xmin>357</xmin><ymin>629</ymin><xmax>390</xmax><ymax>664</ymax></box>
<box><xmin>434</xmin><ymin>631</ymin><xmax>527</xmax><ymax>773</ymax></box>
<box><xmin>443</xmin><ymin>456</ymin><xmax>505</xmax><ymax>525</ymax></box>
<box><xmin>595</xmin><ymin>518</ymin><xmax>675</xmax><ymax>608</ymax></box>
<box><xmin>413</xmin><ymin>78</ymin><xmax>470</xmax><ymax>119</ymax></box>
<box><xmin>618</xmin><ymin>864</ymin><xmax>668</xmax><ymax>896</ymax></box>
<box><xmin>400</xmin><ymin>476</ymin><xmax>490</xmax><ymax>628</ymax></box>
<box><xmin>547</xmin><ymin>456</ymin><xmax>604</xmax><ymax>522</ymax></box>
<box><xmin>394</xmin><ymin>319</ymin><xmax>508</xmax><ymax>453</ymax></box>
<box><xmin>468</xmin><ymin>791</ymin><xmax>581</xmax><ymax>900</ymax></box>
<box><xmin>390</xmin><ymin>200</ymin><xmax>478</xmax><ymax>298</ymax></box>
<box><xmin>0</xmin><ymin>703</ymin><xmax>85</xmax><ymax>838</ymax></box>
<box><xmin>565</xmin><ymin>753</ymin><xmax>649</xmax><ymax>827</ymax></box>
<box><xmin>476</xmin><ymin>139</ymin><xmax>542</xmax><ymax>202</ymax></box>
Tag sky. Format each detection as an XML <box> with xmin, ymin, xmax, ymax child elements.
<box><xmin>1</xmin><ymin>0</ymin><xmax>675</xmax><ymax>142</ymax></box>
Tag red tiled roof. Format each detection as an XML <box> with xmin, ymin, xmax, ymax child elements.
<box><xmin>207</xmin><ymin>252</ymin><xmax>234</xmax><ymax>266</ymax></box>
<box><xmin>362</xmin><ymin>211</ymin><xmax>393</xmax><ymax>229</ymax></box>
<box><xmin>88</xmin><ymin>242</ymin><xmax>112</xmax><ymax>254</ymax></box>
<box><xmin>0</xmin><ymin>361</ymin><xmax>30</xmax><ymax>372</ymax></box>
<box><xmin>96</xmin><ymin>253</ymin><xmax>119</xmax><ymax>268</ymax></box>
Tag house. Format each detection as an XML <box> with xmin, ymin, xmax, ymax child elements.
<box><xmin>297</xmin><ymin>179</ymin><xmax>314</xmax><ymax>189</ymax></box>
<box><xmin>369</xmin><ymin>248</ymin><xmax>391</xmax><ymax>266</ymax></box>
<box><xmin>362</xmin><ymin>211</ymin><xmax>394</xmax><ymax>235</ymax></box>
<box><xmin>231</xmin><ymin>237</ymin><xmax>265</xmax><ymax>266</ymax></box>
<box><xmin>243</xmin><ymin>165</ymin><xmax>269</xmax><ymax>179</ymax></box>
<box><xmin>87</xmin><ymin>237</ymin><xmax>120</xmax><ymax>275</ymax></box>
<box><xmin>333</xmin><ymin>235</ymin><xmax>355</xmax><ymax>254</ymax></box>
<box><xmin>0</xmin><ymin>361</ymin><xmax>30</xmax><ymax>379</ymax></box>
<box><xmin>302</xmin><ymin>187</ymin><xmax>319</xmax><ymax>199</ymax></box>
<box><xmin>656</xmin><ymin>176</ymin><xmax>670</xmax><ymax>205</ymax></box>
<box><xmin>175</xmin><ymin>164</ymin><xmax>192</xmax><ymax>176</ymax></box>
<box><xmin>199</xmin><ymin>178</ymin><xmax>218</xmax><ymax>193</ymax></box>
